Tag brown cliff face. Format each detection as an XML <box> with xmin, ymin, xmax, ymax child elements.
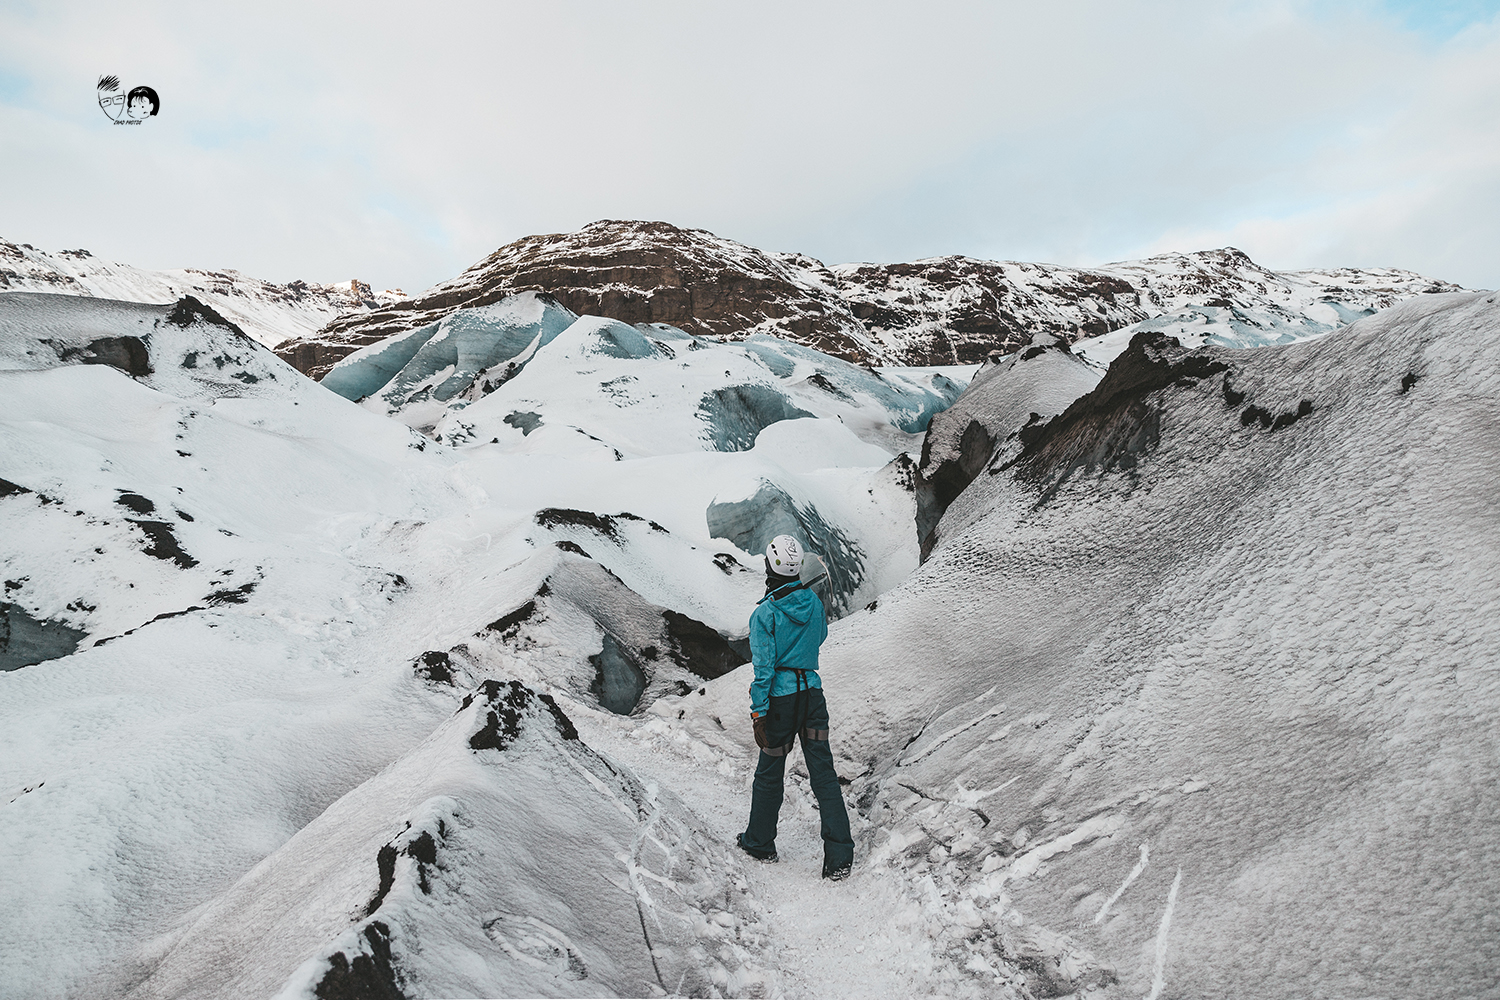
<box><xmin>277</xmin><ymin>220</ymin><xmax>874</xmax><ymax>379</ymax></box>
<box><xmin>833</xmin><ymin>256</ymin><xmax>1149</xmax><ymax>365</ymax></box>
<box><xmin>275</xmin><ymin>220</ymin><xmax>1465</xmax><ymax>378</ymax></box>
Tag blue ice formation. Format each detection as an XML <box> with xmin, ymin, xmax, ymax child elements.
<box><xmin>590</xmin><ymin>632</ymin><xmax>647</xmax><ymax>714</ymax></box>
<box><xmin>322</xmin><ymin>293</ymin><xmax>578</xmax><ymax>404</ymax></box>
<box><xmin>0</xmin><ymin>603</ymin><xmax>87</xmax><ymax>671</ymax></box>
<box><xmin>705</xmin><ymin>480</ymin><xmax>865</xmax><ymax>617</ymax></box>
<box><xmin>698</xmin><ymin>385</ymin><xmax>816</xmax><ymax>452</ymax></box>
<box><xmin>736</xmin><ymin>335</ymin><xmax>962</xmax><ymax>433</ymax></box>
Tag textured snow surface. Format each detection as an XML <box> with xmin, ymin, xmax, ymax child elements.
<box><xmin>3</xmin><ymin>287</ymin><xmax>1494</xmax><ymax>1000</ymax></box>
<box><xmin>1</xmin><ymin>237</ymin><xmax>406</xmax><ymax>349</ymax></box>
<box><xmin>1065</xmin><ymin>254</ymin><xmax>1466</xmax><ymax>365</ymax></box>
<box><xmin>805</xmin><ymin>291</ymin><xmax>1500</xmax><ymax>998</ymax></box>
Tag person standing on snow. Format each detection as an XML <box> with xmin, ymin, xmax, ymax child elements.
<box><xmin>737</xmin><ymin>534</ymin><xmax>855</xmax><ymax>880</ymax></box>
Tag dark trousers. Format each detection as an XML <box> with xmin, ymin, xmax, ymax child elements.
<box><xmin>741</xmin><ymin>688</ymin><xmax>854</xmax><ymax>873</ymax></box>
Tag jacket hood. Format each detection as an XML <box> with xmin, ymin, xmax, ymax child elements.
<box><xmin>763</xmin><ymin>585</ymin><xmax>818</xmax><ymax>625</ymax></box>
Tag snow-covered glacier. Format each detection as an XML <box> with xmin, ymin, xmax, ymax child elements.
<box><xmin>2</xmin><ymin>280</ymin><xmax>1495</xmax><ymax>1000</ymax></box>
<box><xmin>0</xmin><ymin>287</ymin><xmax>956</xmax><ymax>999</ymax></box>
<box><xmin>690</xmin><ymin>290</ymin><xmax>1500</xmax><ymax>999</ymax></box>
<box><xmin>320</xmin><ymin>290</ymin><xmax>960</xmax><ymax>459</ymax></box>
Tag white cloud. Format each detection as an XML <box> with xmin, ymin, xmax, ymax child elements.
<box><xmin>1</xmin><ymin>0</ymin><xmax>1496</xmax><ymax>292</ymax></box>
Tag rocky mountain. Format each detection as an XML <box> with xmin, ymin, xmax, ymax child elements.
<box><xmin>0</xmin><ymin>237</ymin><xmax>407</xmax><ymax>349</ymax></box>
<box><xmin>274</xmin><ymin>220</ymin><xmax>1464</xmax><ymax>377</ymax></box>
<box><xmin>278</xmin><ymin>221</ymin><xmax>878</xmax><ymax>379</ymax></box>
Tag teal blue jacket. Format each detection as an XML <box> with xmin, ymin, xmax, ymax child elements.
<box><xmin>748</xmin><ymin>582</ymin><xmax>827</xmax><ymax>716</ymax></box>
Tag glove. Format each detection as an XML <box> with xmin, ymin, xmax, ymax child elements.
<box><xmin>751</xmin><ymin>713</ymin><xmax>769</xmax><ymax>750</ymax></box>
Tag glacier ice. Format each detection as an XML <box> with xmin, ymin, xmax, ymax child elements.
<box><xmin>697</xmin><ymin>383</ymin><xmax>816</xmax><ymax>451</ymax></box>
<box><xmin>0</xmin><ymin>601</ymin><xmax>87</xmax><ymax>671</ymax></box>
<box><xmin>589</xmin><ymin>631</ymin><xmax>647</xmax><ymax>714</ymax></box>
<box><xmin>323</xmin><ymin>292</ymin><xmax>577</xmax><ymax>406</ymax></box>
<box><xmin>706</xmin><ymin>480</ymin><xmax>865</xmax><ymax>617</ymax></box>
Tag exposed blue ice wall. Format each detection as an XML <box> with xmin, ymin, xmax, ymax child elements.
<box><xmin>322</xmin><ymin>292</ymin><xmax>578</xmax><ymax>404</ymax></box>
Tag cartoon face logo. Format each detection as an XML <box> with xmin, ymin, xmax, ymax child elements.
<box><xmin>97</xmin><ymin>75</ymin><xmax>126</xmax><ymax>121</ymax></box>
<box><xmin>97</xmin><ymin>75</ymin><xmax>159</xmax><ymax>124</ymax></box>
<box><xmin>125</xmin><ymin>86</ymin><xmax>159</xmax><ymax>120</ymax></box>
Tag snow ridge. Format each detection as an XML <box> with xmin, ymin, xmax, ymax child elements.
<box><xmin>0</xmin><ymin>237</ymin><xmax>406</xmax><ymax>349</ymax></box>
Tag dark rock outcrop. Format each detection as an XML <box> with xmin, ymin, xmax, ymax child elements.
<box><xmin>1001</xmin><ymin>332</ymin><xmax>1229</xmax><ymax>509</ymax></box>
<box><xmin>834</xmin><ymin>256</ymin><xmax>1144</xmax><ymax>364</ymax></box>
<box><xmin>912</xmin><ymin>333</ymin><xmax>1104</xmax><ymax>560</ymax></box>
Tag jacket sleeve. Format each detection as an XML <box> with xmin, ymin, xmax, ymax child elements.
<box><xmin>748</xmin><ymin>604</ymin><xmax>775</xmax><ymax>716</ymax></box>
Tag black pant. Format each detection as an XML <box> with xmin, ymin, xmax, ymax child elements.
<box><xmin>741</xmin><ymin>688</ymin><xmax>854</xmax><ymax>872</ymax></box>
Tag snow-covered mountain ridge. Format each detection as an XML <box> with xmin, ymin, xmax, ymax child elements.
<box><xmin>276</xmin><ymin>219</ymin><xmax>1465</xmax><ymax>377</ymax></box>
<box><xmin>0</xmin><ymin>237</ymin><xmax>407</xmax><ymax>349</ymax></box>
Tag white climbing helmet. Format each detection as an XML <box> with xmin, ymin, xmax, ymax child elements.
<box><xmin>765</xmin><ymin>535</ymin><xmax>804</xmax><ymax>577</ymax></box>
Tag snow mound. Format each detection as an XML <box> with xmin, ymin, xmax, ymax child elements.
<box><xmin>818</xmin><ymin>290</ymin><xmax>1500</xmax><ymax>998</ymax></box>
<box><xmin>410</xmin><ymin>545</ymin><xmax>750</xmax><ymax>718</ymax></box>
<box><xmin>1</xmin><ymin>291</ymin><xmax>299</xmax><ymax>401</ymax></box>
<box><xmin>126</xmin><ymin>678</ymin><xmax>771</xmax><ymax>1000</ymax></box>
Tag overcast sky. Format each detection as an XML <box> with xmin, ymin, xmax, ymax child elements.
<box><xmin>2</xmin><ymin>0</ymin><xmax>1497</xmax><ymax>293</ymax></box>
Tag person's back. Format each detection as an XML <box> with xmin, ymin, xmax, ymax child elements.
<box><xmin>737</xmin><ymin>535</ymin><xmax>854</xmax><ymax>880</ymax></box>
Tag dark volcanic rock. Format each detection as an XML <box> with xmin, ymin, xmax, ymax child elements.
<box><xmin>164</xmin><ymin>295</ymin><xmax>251</xmax><ymax>341</ymax></box>
<box><xmin>128</xmin><ymin>519</ymin><xmax>198</xmax><ymax>568</ymax></box>
<box><xmin>53</xmin><ymin>336</ymin><xmax>153</xmax><ymax>377</ymax></box>
<box><xmin>462</xmin><ymin>678</ymin><xmax>579</xmax><ymax>749</ymax></box>
<box><xmin>1002</xmin><ymin>332</ymin><xmax>1229</xmax><ymax>508</ymax></box>
<box><xmin>915</xmin><ymin>418</ymin><xmax>999</xmax><ymax>561</ymax></box>
<box><xmin>662</xmin><ymin>609</ymin><xmax>748</xmax><ymax>680</ymax></box>
<box><xmin>313</xmin><ymin>922</ymin><xmax>405</xmax><ymax>1000</ymax></box>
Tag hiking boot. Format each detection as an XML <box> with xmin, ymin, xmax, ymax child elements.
<box><xmin>822</xmin><ymin>863</ymin><xmax>851</xmax><ymax>881</ymax></box>
<box><xmin>736</xmin><ymin>832</ymin><xmax>777</xmax><ymax>863</ymax></box>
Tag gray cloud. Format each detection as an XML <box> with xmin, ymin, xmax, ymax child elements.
<box><xmin>1</xmin><ymin>1</ymin><xmax>1496</xmax><ymax>292</ymax></box>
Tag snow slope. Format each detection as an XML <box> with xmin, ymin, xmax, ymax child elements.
<box><xmin>1</xmin><ymin>237</ymin><xmax>407</xmax><ymax>349</ymax></box>
<box><xmin>0</xmin><ymin>289</ymin><xmax>958</xmax><ymax>999</ymax></box>
<box><xmin>691</xmin><ymin>290</ymin><xmax>1495</xmax><ymax>999</ymax></box>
